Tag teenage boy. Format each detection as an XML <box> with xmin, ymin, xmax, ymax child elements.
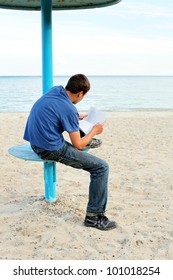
<box><xmin>24</xmin><ymin>74</ymin><xmax>116</xmax><ymax>230</ymax></box>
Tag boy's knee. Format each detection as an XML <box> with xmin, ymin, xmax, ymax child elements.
<box><xmin>100</xmin><ymin>159</ymin><xmax>109</xmax><ymax>173</ymax></box>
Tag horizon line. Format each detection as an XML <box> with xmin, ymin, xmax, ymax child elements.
<box><xmin>0</xmin><ymin>75</ymin><xmax>173</xmax><ymax>78</ymax></box>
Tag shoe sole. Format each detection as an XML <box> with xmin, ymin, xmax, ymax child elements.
<box><xmin>84</xmin><ymin>222</ymin><xmax>117</xmax><ymax>231</ymax></box>
<box><xmin>86</xmin><ymin>143</ymin><xmax>102</xmax><ymax>149</ymax></box>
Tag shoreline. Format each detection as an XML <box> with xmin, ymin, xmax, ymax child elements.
<box><xmin>0</xmin><ymin>112</ymin><xmax>173</xmax><ymax>260</ymax></box>
<box><xmin>1</xmin><ymin>108</ymin><xmax>173</xmax><ymax>113</ymax></box>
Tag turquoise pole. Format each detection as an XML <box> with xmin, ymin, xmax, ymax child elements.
<box><xmin>41</xmin><ymin>0</ymin><xmax>56</xmax><ymax>202</ymax></box>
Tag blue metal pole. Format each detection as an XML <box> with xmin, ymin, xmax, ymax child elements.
<box><xmin>41</xmin><ymin>0</ymin><xmax>53</xmax><ymax>92</ymax></box>
<box><xmin>41</xmin><ymin>0</ymin><xmax>56</xmax><ymax>202</ymax></box>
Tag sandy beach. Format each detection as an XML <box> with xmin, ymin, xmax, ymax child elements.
<box><xmin>0</xmin><ymin>111</ymin><xmax>173</xmax><ymax>260</ymax></box>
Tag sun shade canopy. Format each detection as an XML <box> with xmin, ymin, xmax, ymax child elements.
<box><xmin>0</xmin><ymin>0</ymin><xmax>121</xmax><ymax>10</ymax></box>
<box><xmin>4</xmin><ymin>0</ymin><xmax>122</xmax><ymax>203</ymax></box>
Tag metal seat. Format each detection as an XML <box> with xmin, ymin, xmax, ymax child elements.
<box><xmin>8</xmin><ymin>143</ymin><xmax>54</xmax><ymax>162</ymax></box>
<box><xmin>8</xmin><ymin>143</ymin><xmax>56</xmax><ymax>202</ymax></box>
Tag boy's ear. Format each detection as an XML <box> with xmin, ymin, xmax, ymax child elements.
<box><xmin>78</xmin><ymin>91</ymin><xmax>84</xmax><ymax>97</ymax></box>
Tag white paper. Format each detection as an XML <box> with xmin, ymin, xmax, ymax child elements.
<box><xmin>79</xmin><ymin>106</ymin><xmax>106</xmax><ymax>134</ymax></box>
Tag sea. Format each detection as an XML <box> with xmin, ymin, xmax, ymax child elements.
<box><xmin>0</xmin><ymin>76</ymin><xmax>173</xmax><ymax>112</ymax></box>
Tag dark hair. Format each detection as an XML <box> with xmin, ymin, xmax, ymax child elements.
<box><xmin>65</xmin><ymin>74</ymin><xmax>90</xmax><ymax>95</ymax></box>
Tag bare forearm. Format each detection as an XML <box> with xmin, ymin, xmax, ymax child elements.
<box><xmin>69</xmin><ymin>124</ymin><xmax>103</xmax><ymax>150</ymax></box>
<box><xmin>79</xmin><ymin>129</ymin><xmax>97</xmax><ymax>149</ymax></box>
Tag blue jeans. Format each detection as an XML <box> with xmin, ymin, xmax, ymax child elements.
<box><xmin>32</xmin><ymin>141</ymin><xmax>109</xmax><ymax>214</ymax></box>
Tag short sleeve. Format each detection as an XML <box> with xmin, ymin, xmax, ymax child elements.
<box><xmin>61</xmin><ymin>111</ymin><xmax>79</xmax><ymax>132</ymax></box>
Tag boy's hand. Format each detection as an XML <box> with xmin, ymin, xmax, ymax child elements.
<box><xmin>92</xmin><ymin>123</ymin><xmax>104</xmax><ymax>135</ymax></box>
<box><xmin>79</xmin><ymin>113</ymin><xmax>88</xmax><ymax>120</ymax></box>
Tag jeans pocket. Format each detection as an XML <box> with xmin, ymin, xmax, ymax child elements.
<box><xmin>43</xmin><ymin>152</ymin><xmax>56</xmax><ymax>161</ymax></box>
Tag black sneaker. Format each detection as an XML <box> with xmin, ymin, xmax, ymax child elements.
<box><xmin>84</xmin><ymin>214</ymin><xmax>117</xmax><ymax>231</ymax></box>
<box><xmin>86</xmin><ymin>138</ymin><xmax>102</xmax><ymax>149</ymax></box>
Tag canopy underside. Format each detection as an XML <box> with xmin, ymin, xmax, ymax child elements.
<box><xmin>0</xmin><ymin>0</ymin><xmax>121</xmax><ymax>11</ymax></box>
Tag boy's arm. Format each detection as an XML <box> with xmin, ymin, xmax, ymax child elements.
<box><xmin>69</xmin><ymin>123</ymin><xmax>103</xmax><ymax>150</ymax></box>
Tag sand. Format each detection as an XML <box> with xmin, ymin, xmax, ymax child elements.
<box><xmin>0</xmin><ymin>111</ymin><xmax>173</xmax><ymax>260</ymax></box>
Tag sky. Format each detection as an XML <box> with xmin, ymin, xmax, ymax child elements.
<box><xmin>0</xmin><ymin>0</ymin><xmax>173</xmax><ymax>76</ymax></box>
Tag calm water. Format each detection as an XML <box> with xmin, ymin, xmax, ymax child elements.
<box><xmin>0</xmin><ymin>76</ymin><xmax>173</xmax><ymax>112</ymax></box>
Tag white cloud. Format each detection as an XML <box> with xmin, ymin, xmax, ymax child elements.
<box><xmin>53</xmin><ymin>32</ymin><xmax>173</xmax><ymax>55</ymax></box>
<box><xmin>105</xmin><ymin>0</ymin><xmax>173</xmax><ymax>17</ymax></box>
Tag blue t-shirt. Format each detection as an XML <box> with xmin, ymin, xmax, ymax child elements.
<box><xmin>23</xmin><ymin>86</ymin><xmax>79</xmax><ymax>150</ymax></box>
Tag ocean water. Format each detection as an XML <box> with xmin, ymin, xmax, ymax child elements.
<box><xmin>0</xmin><ymin>76</ymin><xmax>173</xmax><ymax>112</ymax></box>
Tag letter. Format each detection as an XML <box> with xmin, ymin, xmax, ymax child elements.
<box><xmin>13</xmin><ymin>269</ymin><xmax>18</xmax><ymax>276</ymax></box>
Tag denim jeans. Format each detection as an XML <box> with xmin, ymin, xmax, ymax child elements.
<box><xmin>32</xmin><ymin>141</ymin><xmax>109</xmax><ymax>214</ymax></box>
